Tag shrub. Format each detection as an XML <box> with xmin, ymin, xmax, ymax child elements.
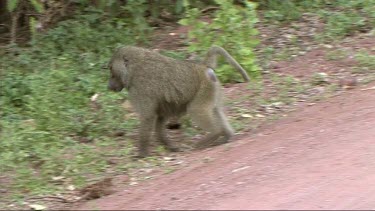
<box><xmin>180</xmin><ymin>0</ymin><xmax>260</xmax><ymax>82</ymax></box>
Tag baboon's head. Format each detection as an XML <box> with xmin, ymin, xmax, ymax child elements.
<box><xmin>107</xmin><ymin>52</ymin><xmax>127</xmax><ymax>92</ymax></box>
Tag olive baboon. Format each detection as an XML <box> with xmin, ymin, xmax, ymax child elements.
<box><xmin>108</xmin><ymin>46</ymin><xmax>249</xmax><ymax>157</ymax></box>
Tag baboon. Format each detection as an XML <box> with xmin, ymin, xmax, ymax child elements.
<box><xmin>107</xmin><ymin>46</ymin><xmax>249</xmax><ymax>158</ymax></box>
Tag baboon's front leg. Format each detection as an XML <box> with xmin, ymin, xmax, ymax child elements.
<box><xmin>137</xmin><ymin>115</ymin><xmax>156</xmax><ymax>158</ymax></box>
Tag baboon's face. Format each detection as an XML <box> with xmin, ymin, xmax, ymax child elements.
<box><xmin>108</xmin><ymin>65</ymin><xmax>124</xmax><ymax>92</ymax></box>
<box><xmin>108</xmin><ymin>74</ymin><xmax>123</xmax><ymax>92</ymax></box>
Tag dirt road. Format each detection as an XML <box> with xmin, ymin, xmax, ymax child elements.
<box><xmin>76</xmin><ymin>82</ymin><xmax>375</xmax><ymax>210</ymax></box>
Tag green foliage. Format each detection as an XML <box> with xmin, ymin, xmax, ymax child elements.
<box><xmin>325</xmin><ymin>49</ymin><xmax>349</xmax><ymax>61</ymax></box>
<box><xmin>321</xmin><ymin>11</ymin><xmax>366</xmax><ymax>39</ymax></box>
<box><xmin>261</xmin><ymin>0</ymin><xmax>302</xmax><ymax>22</ymax></box>
<box><xmin>180</xmin><ymin>0</ymin><xmax>260</xmax><ymax>82</ymax></box>
<box><xmin>310</xmin><ymin>72</ymin><xmax>330</xmax><ymax>86</ymax></box>
<box><xmin>29</xmin><ymin>8</ymin><xmax>142</xmax><ymax>57</ymax></box>
<box><xmin>258</xmin><ymin>0</ymin><xmax>330</xmax><ymax>22</ymax></box>
<box><xmin>120</xmin><ymin>0</ymin><xmax>152</xmax><ymax>43</ymax></box>
<box><xmin>75</xmin><ymin>0</ymin><xmax>209</xmax><ymax>23</ymax></box>
<box><xmin>29</xmin><ymin>16</ymin><xmax>38</xmax><ymax>41</ymax></box>
<box><xmin>354</xmin><ymin>50</ymin><xmax>375</xmax><ymax>72</ymax></box>
<box><xmin>318</xmin><ymin>0</ymin><xmax>375</xmax><ymax>40</ymax></box>
<box><xmin>29</xmin><ymin>0</ymin><xmax>44</xmax><ymax>13</ymax></box>
<box><xmin>7</xmin><ymin>0</ymin><xmax>19</xmax><ymax>12</ymax></box>
<box><xmin>0</xmin><ymin>9</ymin><xmax>146</xmax><ymax>196</ymax></box>
<box><xmin>7</xmin><ymin>0</ymin><xmax>43</xmax><ymax>13</ymax></box>
<box><xmin>149</xmin><ymin>0</ymin><xmax>186</xmax><ymax>18</ymax></box>
<box><xmin>259</xmin><ymin>0</ymin><xmax>375</xmax><ymax>38</ymax></box>
<box><xmin>0</xmin><ymin>60</ymin><xmax>135</xmax><ymax>193</ymax></box>
<box><xmin>160</xmin><ymin>50</ymin><xmax>187</xmax><ymax>60</ymax></box>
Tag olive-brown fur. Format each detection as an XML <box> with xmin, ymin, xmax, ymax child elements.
<box><xmin>108</xmin><ymin>46</ymin><xmax>244</xmax><ymax>157</ymax></box>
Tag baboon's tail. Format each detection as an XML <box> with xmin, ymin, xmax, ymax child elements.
<box><xmin>203</xmin><ymin>46</ymin><xmax>250</xmax><ymax>82</ymax></box>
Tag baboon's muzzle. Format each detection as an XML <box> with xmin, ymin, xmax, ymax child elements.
<box><xmin>108</xmin><ymin>82</ymin><xmax>123</xmax><ymax>92</ymax></box>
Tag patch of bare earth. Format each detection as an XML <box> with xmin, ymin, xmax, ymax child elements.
<box><xmin>272</xmin><ymin>35</ymin><xmax>375</xmax><ymax>79</ymax></box>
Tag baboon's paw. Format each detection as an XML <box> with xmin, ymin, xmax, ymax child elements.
<box><xmin>194</xmin><ymin>138</ymin><xmax>229</xmax><ymax>150</ymax></box>
<box><xmin>194</xmin><ymin>141</ymin><xmax>211</xmax><ymax>150</ymax></box>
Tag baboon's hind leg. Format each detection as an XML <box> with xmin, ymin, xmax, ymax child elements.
<box><xmin>188</xmin><ymin>104</ymin><xmax>234</xmax><ymax>149</ymax></box>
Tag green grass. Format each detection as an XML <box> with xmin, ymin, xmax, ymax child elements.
<box><xmin>355</xmin><ymin>50</ymin><xmax>375</xmax><ymax>70</ymax></box>
<box><xmin>325</xmin><ymin>49</ymin><xmax>350</xmax><ymax>60</ymax></box>
<box><xmin>0</xmin><ymin>11</ymin><xmax>148</xmax><ymax>202</ymax></box>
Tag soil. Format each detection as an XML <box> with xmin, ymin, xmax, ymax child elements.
<box><xmin>271</xmin><ymin>36</ymin><xmax>375</xmax><ymax>79</ymax></box>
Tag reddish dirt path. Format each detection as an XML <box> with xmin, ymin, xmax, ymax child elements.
<box><xmin>76</xmin><ymin>82</ymin><xmax>375</xmax><ymax>210</ymax></box>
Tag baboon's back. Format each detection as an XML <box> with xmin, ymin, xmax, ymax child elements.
<box><xmin>121</xmin><ymin>46</ymin><xmax>207</xmax><ymax>104</ymax></box>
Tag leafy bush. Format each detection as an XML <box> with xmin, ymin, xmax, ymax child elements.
<box><xmin>258</xmin><ymin>0</ymin><xmax>330</xmax><ymax>22</ymax></box>
<box><xmin>319</xmin><ymin>0</ymin><xmax>375</xmax><ymax>40</ymax></box>
<box><xmin>261</xmin><ymin>0</ymin><xmax>302</xmax><ymax>22</ymax></box>
<box><xmin>179</xmin><ymin>0</ymin><xmax>260</xmax><ymax>82</ymax></box>
<box><xmin>320</xmin><ymin>14</ymin><xmax>371</xmax><ymax>40</ymax></box>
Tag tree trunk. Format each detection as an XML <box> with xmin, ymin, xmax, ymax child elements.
<box><xmin>10</xmin><ymin>10</ymin><xmax>20</xmax><ymax>44</ymax></box>
<box><xmin>0</xmin><ymin>0</ymin><xmax>8</xmax><ymax>23</ymax></box>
